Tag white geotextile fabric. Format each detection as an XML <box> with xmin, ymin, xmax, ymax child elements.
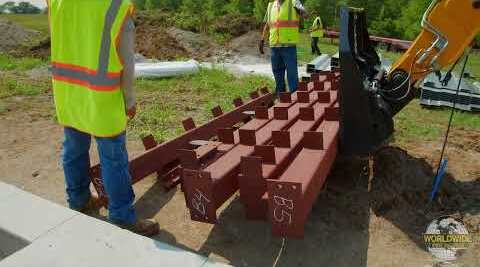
<box><xmin>135</xmin><ymin>60</ymin><xmax>200</xmax><ymax>78</ymax></box>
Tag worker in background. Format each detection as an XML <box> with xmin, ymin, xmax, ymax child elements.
<box><xmin>259</xmin><ymin>0</ymin><xmax>308</xmax><ymax>95</ymax></box>
<box><xmin>47</xmin><ymin>0</ymin><xmax>159</xmax><ymax>237</ymax></box>
<box><xmin>309</xmin><ymin>15</ymin><xmax>323</xmax><ymax>55</ymax></box>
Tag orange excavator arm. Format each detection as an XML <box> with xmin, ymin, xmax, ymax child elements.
<box><xmin>391</xmin><ymin>0</ymin><xmax>480</xmax><ymax>83</ymax></box>
<box><xmin>338</xmin><ymin>1</ymin><xmax>480</xmax><ymax>156</ymax></box>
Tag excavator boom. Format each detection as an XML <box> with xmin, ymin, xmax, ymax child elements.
<box><xmin>339</xmin><ymin>0</ymin><xmax>480</xmax><ymax>156</ymax></box>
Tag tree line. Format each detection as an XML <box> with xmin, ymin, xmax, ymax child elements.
<box><xmin>0</xmin><ymin>1</ymin><xmax>42</xmax><ymax>14</ymax></box>
<box><xmin>133</xmin><ymin>0</ymin><xmax>433</xmax><ymax>40</ymax></box>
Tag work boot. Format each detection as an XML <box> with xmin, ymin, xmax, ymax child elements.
<box><xmin>118</xmin><ymin>219</ymin><xmax>160</xmax><ymax>237</ymax></box>
<box><xmin>79</xmin><ymin>196</ymin><xmax>103</xmax><ymax>215</ymax></box>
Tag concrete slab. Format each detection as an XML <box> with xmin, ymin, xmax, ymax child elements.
<box><xmin>0</xmin><ymin>183</ymin><xmax>232</xmax><ymax>267</ymax></box>
<box><xmin>0</xmin><ymin>182</ymin><xmax>78</xmax><ymax>242</ymax></box>
<box><xmin>0</xmin><ymin>228</ymin><xmax>29</xmax><ymax>259</ymax></box>
<box><xmin>0</xmin><ymin>182</ymin><xmax>20</xmax><ymax>202</ymax></box>
<box><xmin>0</xmin><ymin>248</ymin><xmax>7</xmax><ymax>260</ymax></box>
<box><xmin>201</xmin><ymin>259</ymin><xmax>232</xmax><ymax>267</ymax></box>
<box><xmin>0</xmin><ymin>215</ymin><xmax>209</xmax><ymax>267</ymax></box>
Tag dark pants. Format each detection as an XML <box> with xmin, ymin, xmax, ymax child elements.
<box><xmin>271</xmin><ymin>46</ymin><xmax>299</xmax><ymax>94</ymax></box>
<box><xmin>311</xmin><ymin>37</ymin><xmax>321</xmax><ymax>55</ymax></box>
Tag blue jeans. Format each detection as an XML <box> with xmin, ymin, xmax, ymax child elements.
<box><xmin>271</xmin><ymin>46</ymin><xmax>299</xmax><ymax>94</ymax></box>
<box><xmin>62</xmin><ymin>127</ymin><xmax>136</xmax><ymax>224</ymax></box>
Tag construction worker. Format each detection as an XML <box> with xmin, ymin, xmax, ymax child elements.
<box><xmin>309</xmin><ymin>16</ymin><xmax>323</xmax><ymax>55</ymax></box>
<box><xmin>47</xmin><ymin>0</ymin><xmax>159</xmax><ymax>237</ymax></box>
<box><xmin>259</xmin><ymin>0</ymin><xmax>308</xmax><ymax>95</ymax></box>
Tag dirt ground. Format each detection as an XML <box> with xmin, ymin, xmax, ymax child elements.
<box><xmin>1</xmin><ymin>94</ymin><xmax>479</xmax><ymax>267</ymax></box>
<box><xmin>0</xmin><ymin>19</ymin><xmax>42</xmax><ymax>54</ymax></box>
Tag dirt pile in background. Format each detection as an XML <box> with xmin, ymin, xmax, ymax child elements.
<box><xmin>134</xmin><ymin>11</ymin><xmax>174</xmax><ymax>29</ymax></box>
<box><xmin>134</xmin><ymin>15</ymin><xmax>218</xmax><ymax>60</ymax></box>
<box><xmin>1</xmin><ymin>11</ymin><xmax>254</xmax><ymax>61</ymax></box>
<box><xmin>227</xmin><ymin>31</ymin><xmax>270</xmax><ymax>57</ymax></box>
<box><xmin>11</xmin><ymin>38</ymin><xmax>51</xmax><ymax>60</ymax></box>
<box><xmin>135</xmin><ymin>25</ymin><xmax>189</xmax><ymax>60</ymax></box>
<box><xmin>166</xmin><ymin>27</ymin><xmax>219</xmax><ymax>59</ymax></box>
<box><xmin>0</xmin><ymin>19</ymin><xmax>42</xmax><ymax>53</ymax></box>
<box><xmin>212</xmin><ymin>14</ymin><xmax>259</xmax><ymax>37</ymax></box>
<box><xmin>133</xmin><ymin>11</ymin><xmax>189</xmax><ymax>60</ymax></box>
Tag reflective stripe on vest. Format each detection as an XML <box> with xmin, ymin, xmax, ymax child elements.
<box><xmin>52</xmin><ymin>0</ymin><xmax>123</xmax><ymax>91</ymax></box>
<box><xmin>51</xmin><ymin>62</ymin><xmax>121</xmax><ymax>91</ymax></box>
<box><xmin>270</xmin><ymin>20</ymin><xmax>300</xmax><ymax>28</ymax></box>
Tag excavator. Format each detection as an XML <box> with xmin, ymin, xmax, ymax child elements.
<box><xmin>339</xmin><ymin>0</ymin><xmax>480</xmax><ymax>156</ymax></box>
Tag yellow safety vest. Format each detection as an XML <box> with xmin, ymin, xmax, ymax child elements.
<box><xmin>48</xmin><ymin>0</ymin><xmax>134</xmax><ymax>137</ymax></box>
<box><xmin>267</xmin><ymin>0</ymin><xmax>300</xmax><ymax>46</ymax></box>
<box><xmin>311</xmin><ymin>16</ymin><xmax>324</xmax><ymax>38</ymax></box>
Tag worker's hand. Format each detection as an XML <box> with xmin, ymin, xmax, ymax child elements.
<box><xmin>259</xmin><ymin>39</ymin><xmax>265</xmax><ymax>55</ymax></box>
<box><xmin>127</xmin><ymin>105</ymin><xmax>137</xmax><ymax>120</ymax></box>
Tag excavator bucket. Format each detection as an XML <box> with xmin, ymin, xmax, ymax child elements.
<box><xmin>339</xmin><ymin>7</ymin><xmax>394</xmax><ymax>157</ymax></box>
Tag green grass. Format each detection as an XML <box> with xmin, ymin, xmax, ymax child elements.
<box><xmin>296</xmin><ymin>34</ymin><xmax>339</xmax><ymax>63</ymax></box>
<box><xmin>0</xmin><ymin>14</ymin><xmax>49</xmax><ymax>34</ymax></box>
<box><xmin>0</xmin><ymin>53</ymin><xmax>46</xmax><ymax>71</ymax></box>
<box><xmin>465</xmin><ymin>51</ymin><xmax>480</xmax><ymax>80</ymax></box>
<box><xmin>0</xmin><ymin>53</ymin><xmax>49</xmax><ymax>100</ymax></box>
<box><xmin>0</xmin><ymin>77</ymin><xmax>47</xmax><ymax>98</ymax></box>
<box><xmin>394</xmin><ymin>99</ymin><xmax>480</xmax><ymax>144</ymax></box>
<box><xmin>128</xmin><ymin>68</ymin><xmax>274</xmax><ymax>142</ymax></box>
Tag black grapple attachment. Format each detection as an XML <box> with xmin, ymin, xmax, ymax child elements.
<box><xmin>338</xmin><ymin>7</ymin><xmax>395</xmax><ymax>157</ymax></box>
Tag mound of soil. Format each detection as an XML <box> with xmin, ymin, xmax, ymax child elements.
<box><xmin>212</xmin><ymin>14</ymin><xmax>259</xmax><ymax>37</ymax></box>
<box><xmin>166</xmin><ymin>27</ymin><xmax>219</xmax><ymax>59</ymax></box>
<box><xmin>134</xmin><ymin>11</ymin><xmax>174</xmax><ymax>29</ymax></box>
<box><xmin>369</xmin><ymin>146</ymin><xmax>480</xmax><ymax>237</ymax></box>
<box><xmin>133</xmin><ymin>11</ymin><xmax>219</xmax><ymax>60</ymax></box>
<box><xmin>227</xmin><ymin>31</ymin><xmax>269</xmax><ymax>57</ymax></box>
<box><xmin>0</xmin><ymin>19</ymin><xmax>42</xmax><ymax>53</ymax></box>
<box><xmin>135</xmin><ymin>25</ymin><xmax>189</xmax><ymax>60</ymax></box>
<box><xmin>449</xmin><ymin>128</ymin><xmax>480</xmax><ymax>153</ymax></box>
<box><xmin>11</xmin><ymin>38</ymin><xmax>51</xmax><ymax>60</ymax></box>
